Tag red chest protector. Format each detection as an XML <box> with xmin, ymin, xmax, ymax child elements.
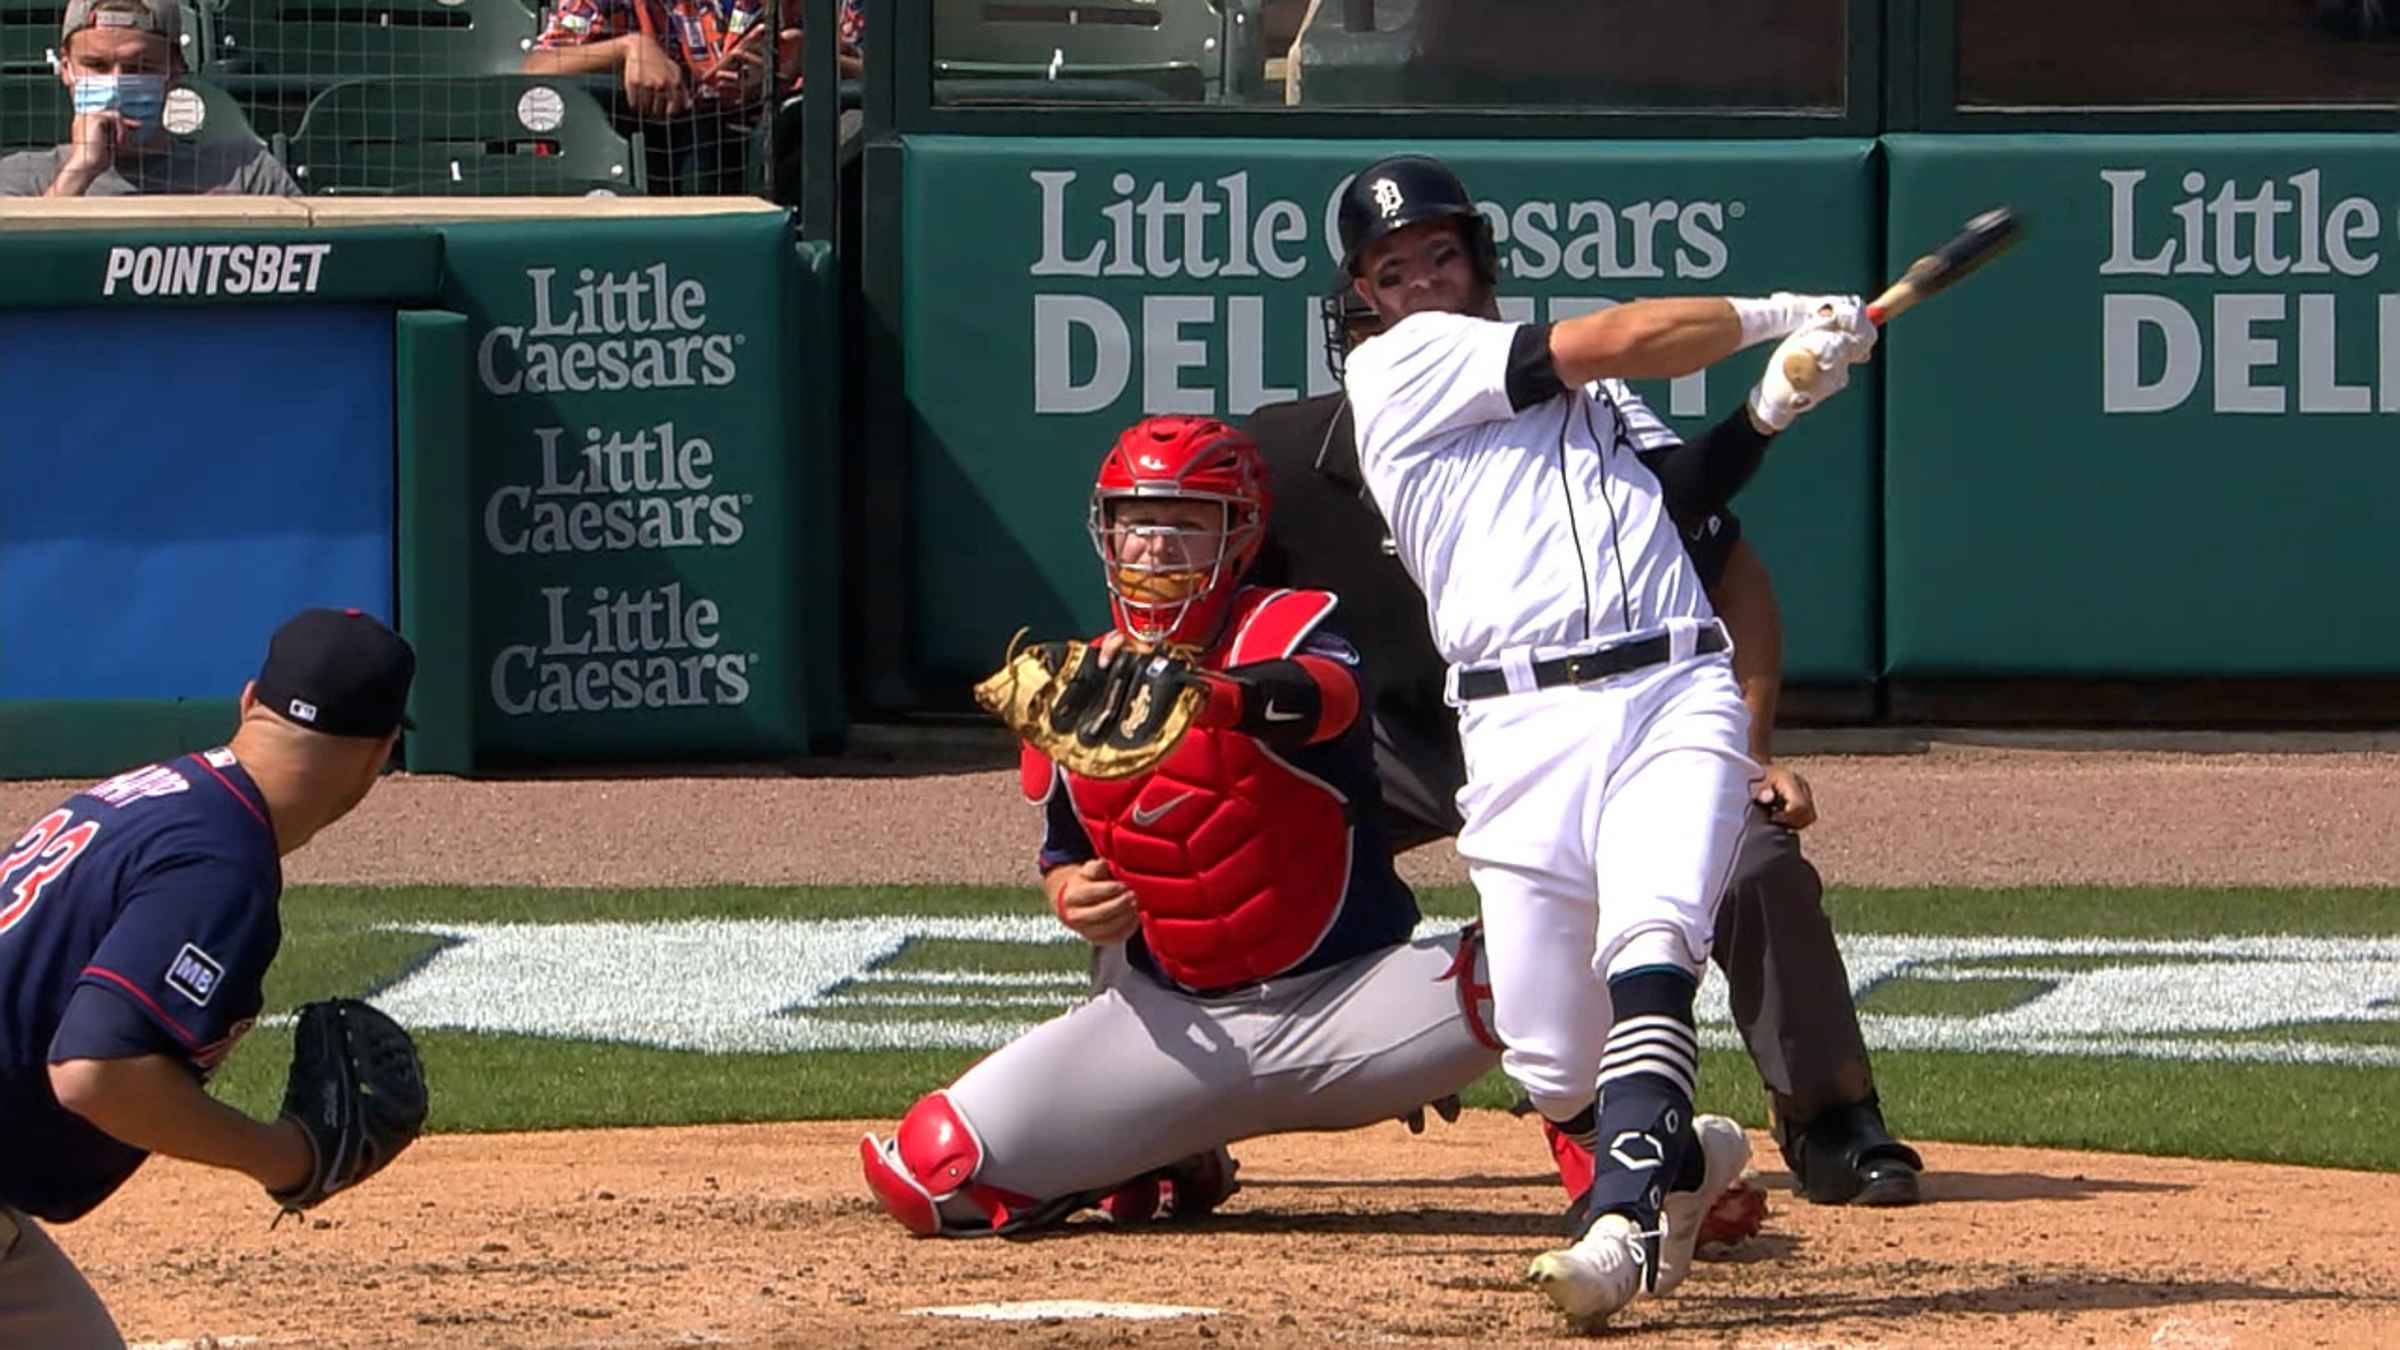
<box><xmin>1022</xmin><ymin>587</ymin><xmax>1353</xmax><ymax>992</ymax></box>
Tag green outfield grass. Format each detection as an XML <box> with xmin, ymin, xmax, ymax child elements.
<box><xmin>205</xmin><ymin>883</ymin><xmax>2400</xmax><ymax>1172</ymax></box>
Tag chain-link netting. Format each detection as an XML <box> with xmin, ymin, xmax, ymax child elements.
<box><xmin>1</xmin><ymin>0</ymin><xmax>839</xmax><ymax>197</ymax></box>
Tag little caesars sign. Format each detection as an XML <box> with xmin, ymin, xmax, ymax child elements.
<box><xmin>1026</xmin><ymin>169</ymin><xmax>1740</xmax><ymax>418</ymax></box>
<box><xmin>476</xmin><ymin>263</ymin><xmax>757</xmax><ymax>719</ymax></box>
<box><xmin>2100</xmin><ymin>167</ymin><xmax>2400</xmax><ymax>415</ymax></box>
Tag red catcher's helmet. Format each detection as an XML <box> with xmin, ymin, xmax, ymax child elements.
<box><xmin>1088</xmin><ymin>415</ymin><xmax>1272</xmax><ymax>649</ymax></box>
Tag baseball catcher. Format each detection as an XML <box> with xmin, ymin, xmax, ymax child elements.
<box><xmin>863</xmin><ymin>415</ymin><xmax>1602</xmax><ymax>1237</ymax></box>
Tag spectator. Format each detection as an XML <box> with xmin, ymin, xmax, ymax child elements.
<box><xmin>523</xmin><ymin>0</ymin><xmax>861</xmax><ymax>191</ymax></box>
<box><xmin>0</xmin><ymin>0</ymin><xmax>297</xmax><ymax>198</ymax></box>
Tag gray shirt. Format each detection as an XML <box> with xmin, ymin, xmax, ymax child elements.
<box><xmin>0</xmin><ymin>138</ymin><xmax>300</xmax><ymax>197</ymax></box>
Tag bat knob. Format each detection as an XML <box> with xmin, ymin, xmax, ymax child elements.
<box><xmin>1780</xmin><ymin>346</ymin><xmax>1822</xmax><ymax>392</ymax></box>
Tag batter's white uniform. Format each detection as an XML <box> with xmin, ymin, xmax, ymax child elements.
<box><xmin>1344</xmin><ymin>310</ymin><xmax>1758</xmax><ymax>1121</ymax></box>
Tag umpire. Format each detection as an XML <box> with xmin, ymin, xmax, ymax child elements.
<box><xmin>1246</xmin><ymin>291</ymin><xmax>1922</xmax><ymax>1209</ymax></box>
<box><xmin>0</xmin><ymin>609</ymin><xmax>415</xmax><ymax>1345</ymax></box>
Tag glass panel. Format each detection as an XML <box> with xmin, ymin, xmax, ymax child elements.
<box><xmin>930</xmin><ymin>0</ymin><xmax>1848</xmax><ymax>111</ymax></box>
<box><xmin>1957</xmin><ymin>0</ymin><xmax>2400</xmax><ymax>109</ymax></box>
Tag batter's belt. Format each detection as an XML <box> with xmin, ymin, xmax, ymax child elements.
<box><xmin>1450</xmin><ymin>620</ymin><xmax>1730</xmax><ymax>702</ymax></box>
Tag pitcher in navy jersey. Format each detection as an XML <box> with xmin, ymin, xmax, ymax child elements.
<box><xmin>0</xmin><ymin>608</ymin><xmax>414</xmax><ymax>1347</ymax></box>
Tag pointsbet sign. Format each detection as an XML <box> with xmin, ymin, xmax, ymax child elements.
<box><xmin>2099</xmin><ymin>167</ymin><xmax>2400</xmax><ymax>414</ymax></box>
<box><xmin>101</xmin><ymin>242</ymin><xmax>332</xmax><ymax>297</ymax></box>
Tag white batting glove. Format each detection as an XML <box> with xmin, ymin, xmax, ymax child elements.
<box><xmin>1731</xmin><ymin>292</ymin><xmax>1866</xmax><ymax>348</ymax></box>
<box><xmin>1747</xmin><ymin>322</ymin><xmax>1876</xmax><ymax>432</ymax></box>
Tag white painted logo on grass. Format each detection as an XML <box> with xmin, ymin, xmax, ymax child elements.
<box><xmin>909</xmin><ymin>1300</ymin><xmax>1217</xmax><ymax>1322</ymax></box>
<box><xmin>366</xmin><ymin>920</ymin><xmax>2400</xmax><ymax>1066</ymax></box>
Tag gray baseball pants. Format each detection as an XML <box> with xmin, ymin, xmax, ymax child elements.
<box><xmin>943</xmin><ymin>930</ymin><xmax>1496</xmax><ymax>1206</ymax></box>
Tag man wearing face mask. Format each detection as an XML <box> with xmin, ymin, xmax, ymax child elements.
<box><xmin>0</xmin><ymin>0</ymin><xmax>297</xmax><ymax>197</ymax></box>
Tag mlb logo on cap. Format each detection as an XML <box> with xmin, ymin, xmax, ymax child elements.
<box><xmin>254</xmin><ymin>608</ymin><xmax>417</xmax><ymax>738</ymax></box>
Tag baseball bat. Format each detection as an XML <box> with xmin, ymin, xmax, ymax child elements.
<box><xmin>1782</xmin><ymin>206</ymin><xmax>2025</xmax><ymax>391</ymax></box>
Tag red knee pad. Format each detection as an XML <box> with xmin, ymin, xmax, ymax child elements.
<box><xmin>862</xmin><ymin>1091</ymin><xmax>1003</xmax><ymax>1236</ymax></box>
<box><xmin>1543</xmin><ymin>1116</ymin><xmax>1597</xmax><ymax>1202</ymax></box>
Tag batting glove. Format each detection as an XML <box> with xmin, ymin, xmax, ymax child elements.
<box><xmin>1748</xmin><ymin>323</ymin><xmax>1875</xmax><ymax>432</ymax></box>
<box><xmin>1731</xmin><ymin>291</ymin><xmax>1866</xmax><ymax>348</ymax></box>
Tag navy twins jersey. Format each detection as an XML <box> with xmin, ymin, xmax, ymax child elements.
<box><xmin>0</xmin><ymin>749</ymin><xmax>283</xmax><ymax>1222</ymax></box>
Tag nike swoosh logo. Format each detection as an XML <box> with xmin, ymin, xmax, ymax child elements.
<box><xmin>1130</xmin><ymin>791</ymin><xmax>1194</xmax><ymax>827</ymax></box>
<box><xmin>1262</xmin><ymin>700</ymin><xmax>1303</xmax><ymax>722</ymax></box>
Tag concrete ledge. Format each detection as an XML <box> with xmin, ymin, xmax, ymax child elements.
<box><xmin>0</xmin><ymin>195</ymin><xmax>784</xmax><ymax>231</ymax></box>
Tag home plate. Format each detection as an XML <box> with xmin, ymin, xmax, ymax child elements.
<box><xmin>909</xmin><ymin>1299</ymin><xmax>1218</xmax><ymax>1322</ymax></box>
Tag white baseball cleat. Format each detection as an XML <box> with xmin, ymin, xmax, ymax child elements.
<box><xmin>1527</xmin><ymin>1212</ymin><xmax>1648</xmax><ymax>1329</ymax></box>
<box><xmin>1655</xmin><ymin>1114</ymin><xmax>1753</xmax><ymax>1296</ymax></box>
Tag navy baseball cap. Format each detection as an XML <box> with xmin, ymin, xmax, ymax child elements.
<box><xmin>253</xmin><ymin>608</ymin><xmax>417</xmax><ymax>738</ymax></box>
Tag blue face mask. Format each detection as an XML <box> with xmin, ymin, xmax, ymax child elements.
<box><xmin>71</xmin><ymin>73</ymin><xmax>168</xmax><ymax>123</ymax></box>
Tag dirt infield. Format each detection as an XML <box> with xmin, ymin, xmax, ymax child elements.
<box><xmin>61</xmin><ymin>1118</ymin><xmax>2400</xmax><ymax>1349</ymax></box>
<box><xmin>16</xmin><ymin>744</ymin><xmax>2400</xmax><ymax>1348</ymax></box>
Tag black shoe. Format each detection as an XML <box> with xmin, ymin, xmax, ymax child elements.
<box><xmin>1852</xmin><ymin>1153</ymin><xmax>1922</xmax><ymax>1207</ymax></box>
<box><xmin>1161</xmin><ymin>1147</ymin><xmax>1240</xmax><ymax>1218</ymax></box>
<box><xmin>1779</xmin><ymin>1095</ymin><xmax>1924</xmax><ymax>1207</ymax></box>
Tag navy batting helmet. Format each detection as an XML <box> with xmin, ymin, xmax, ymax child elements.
<box><xmin>1336</xmin><ymin>154</ymin><xmax>1498</xmax><ymax>283</ymax></box>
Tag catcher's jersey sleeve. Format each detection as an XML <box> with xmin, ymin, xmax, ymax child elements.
<box><xmin>1344</xmin><ymin>311</ymin><xmax>1524</xmax><ymax>464</ymax></box>
<box><xmin>1022</xmin><ymin>746</ymin><xmax>1098</xmax><ymax>873</ymax></box>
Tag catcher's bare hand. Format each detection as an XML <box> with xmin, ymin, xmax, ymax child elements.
<box><xmin>1051</xmin><ymin>858</ymin><xmax>1140</xmax><ymax>945</ymax></box>
<box><xmin>1752</xmin><ymin>762</ymin><xmax>1817</xmax><ymax>830</ymax></box>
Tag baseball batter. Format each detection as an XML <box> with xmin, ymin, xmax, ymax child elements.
<box><xmin>1334</xmin><ymin>153</ymin><xmax>1877</xmax><ymax>1327</ymax></box>
<box><xmin>1247</xmin><ymin>291</ymin><xmax>1923</xmax><ymax>1211</ymax></box>
<box><xmin>861</xmin><ymin>415</ymin><xmax>1529</xmax><ymax>1236</ymax></box>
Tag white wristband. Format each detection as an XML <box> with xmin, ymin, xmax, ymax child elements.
<box><xmin>1728</xmin><ymin>294</ymin><xmax>1809</xmax><ymax>350</ymax></box>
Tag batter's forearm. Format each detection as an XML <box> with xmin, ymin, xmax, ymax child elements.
<box><xmin>1549</xmin><ymin>299</ymin><xmax>1745</xmax><ymax>386</ymax></box>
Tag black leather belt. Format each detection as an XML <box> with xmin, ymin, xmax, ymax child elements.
<box><xmin>1454</xmin><ymin>626</ymin><xmax>1728</xmax><ymax>701</ymax></box>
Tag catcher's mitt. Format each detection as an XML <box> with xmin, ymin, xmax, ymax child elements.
<box><xmin>269</xmin><ymin>997</ymin><xmax>429</xmax><ymax>1216</ymax></box>
<box><xmin>972</xmin><ymin>631</ymin><xmax>1208</xmax><ymax>780</ymax></box>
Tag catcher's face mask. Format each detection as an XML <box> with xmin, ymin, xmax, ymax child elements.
<box><xmin>1089</xmin><ymin>415</ymin><xmax>1270</xmax><ymax>650</ymax></box>
<box><xmin>1098</xmin><ymin>498</ymin><xmax>1240</xmax><ymax>645</ymax></box>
